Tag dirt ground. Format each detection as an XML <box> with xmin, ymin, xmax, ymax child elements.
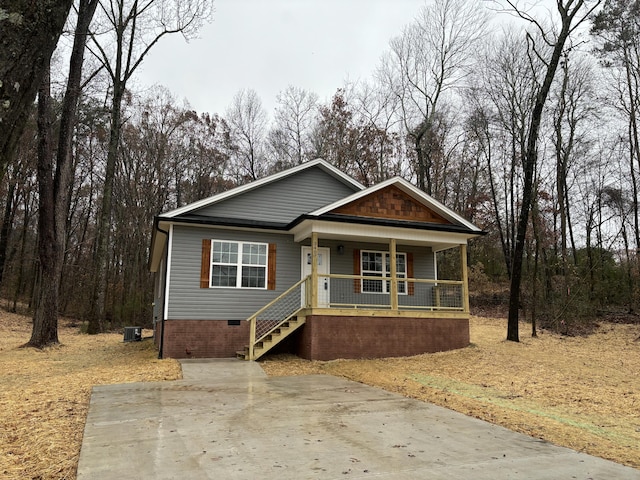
<box><xmin>261</xmin><ymin>316</ymin><xmax>640</xmax><ymax>470</ymax></box>
<box><xmin>1</xmin><ymin>309</ymin><xmax>638</xmax><ymax>479</ymax></box>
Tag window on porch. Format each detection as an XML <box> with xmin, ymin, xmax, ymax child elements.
<box><xmin>361</xmin><ymin>251</ymin><xmax>407</xmax><ymax>294</ymax></box>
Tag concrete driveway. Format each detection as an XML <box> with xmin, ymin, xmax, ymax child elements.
<box><xmin>77</xmin><ymin>359</ymin><xmax>639</xmax><ymax>479</ymax></box>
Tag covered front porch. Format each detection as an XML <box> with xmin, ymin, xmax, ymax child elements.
<box><xmin>242</xmin><ymin>219</ymin><xmax>474</xmax><ymax>360</ymax></box>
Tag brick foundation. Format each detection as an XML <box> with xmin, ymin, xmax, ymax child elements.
<box><xmin>157</xmin><ymin>319</ymin><xmax>250</xmax><ymax>359</ymax></box>
<box><xmin>297</xmin><ymin>315</ymin><xmax>469</xmax><ymax>361</ymax></box>
<box><xmin>156</xmin><ymin>315</ymin><xmax>469</xmax><ymax>360</ymax></box>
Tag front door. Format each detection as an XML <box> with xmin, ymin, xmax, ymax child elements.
<box><xmin>301</xmin><ymin>246</ymin><xmax>330</xmax><ymax>307</ymax></box>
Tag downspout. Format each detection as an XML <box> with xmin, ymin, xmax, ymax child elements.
<box><xmin>154</xmin><ymin>218</ymin><xmax>170</xmax><ymax>359</ymax></box>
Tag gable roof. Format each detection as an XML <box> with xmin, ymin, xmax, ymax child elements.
<box><xmin>307</xmin><ymin>176</ymin><xmax>482</xmax><ymax>232</ymax></box>
<box><xmin>160</xmin><ymin>158</ymin><xmax>364</xmax><ymax>219</ymax></box>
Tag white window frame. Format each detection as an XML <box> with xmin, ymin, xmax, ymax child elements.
<box><xmin>210</xmin><ymin>240</ymin><xmax>269</xmax><ymax>289</ymax></box>
<box><xmin>360</xmin><ymin>250</ymin><xmax>407</xmax><ymax>294</ymax></box>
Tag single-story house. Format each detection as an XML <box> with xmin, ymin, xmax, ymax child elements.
<box><xmin>149</xmin><ymin>159</ymin><xmax>484</xmax><ymax>361</ymax></box>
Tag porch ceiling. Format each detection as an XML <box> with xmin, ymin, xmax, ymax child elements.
<box><xmin>291</xmin><ymin>219</ymin><xmax>479</xmax><ymax>252</ymax></box>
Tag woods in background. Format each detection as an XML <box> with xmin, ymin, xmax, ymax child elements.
<box><xmin>0</xmin><ymin>0</ymin><xmax>637</xmax><ymax>340</ymax></box>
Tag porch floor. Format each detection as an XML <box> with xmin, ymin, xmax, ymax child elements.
<box><xmin>77</xmin><ymin>359</ymin><xmax>638</xmax><ymax>479</ymax></box>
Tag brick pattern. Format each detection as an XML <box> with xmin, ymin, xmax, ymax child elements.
<box><xmin>297</xmin><ymin>315</ymin><xmax>469</xmax><ymax>361</ymax></box>
<box><xmin>156</xmin><ymin>315</ymin><xmax>468</xmax><ymax>360</ymax></box>
<box><xmin>157</xmin><ymin>319</ymin><xmax>250</xmax><ymax>359</ymax></box>
<box><xmin>333</xmin><ymin>185</ymin><xmax>451</xmax><ymax>224</ymax></box>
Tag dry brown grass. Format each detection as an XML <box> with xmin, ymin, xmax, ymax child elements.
<box><xmin>0</xmin><ymin>310</ymin><xmax>181</xmax><ymax>480</ymax></box>
<box><xmin>261</xmin><ymin>316</ymin><xmax>640</xmax><ymax>469</ymax></box>
<box><xmin>2</xmin><ymin>309</ymin><xmax>639</xmax><ymax>478</ymax></box>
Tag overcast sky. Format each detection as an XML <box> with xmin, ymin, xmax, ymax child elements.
<box><xmin>136</xmin><ymin>0</ymin><xmax>428</xmax><ymax>116</ymax></box>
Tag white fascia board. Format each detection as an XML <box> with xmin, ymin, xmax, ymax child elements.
<box><xmin>309</xmin><ymin>176</ymin><xmax>482</xmax><ymax>232</ymax></box>
<box><xmin>160</xmin><ymin>159</ymin><xmax>364</xmax><ymax>218</ymax></box>
<box><xmin>291</xmin><ymin>219</ymin><xmax>476</xmax><ymax>247</ymax></box>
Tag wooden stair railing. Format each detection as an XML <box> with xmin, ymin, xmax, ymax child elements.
<box><xmin>238</xmin><ymin>277</ymin><xmax>310</xmax><ymax>360</ymax></box>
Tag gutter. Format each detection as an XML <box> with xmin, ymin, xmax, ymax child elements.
<box><xmin>154</xmin><ymin>217</ymin><xmax>170</xmax><ymax>360</ymax></box>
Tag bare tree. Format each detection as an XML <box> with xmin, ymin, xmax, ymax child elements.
<box><xmin>226</xmin><ymin>88</ymin><xmax>268</xmax><ymax>181</ymax></box>
<box><xmin>382</xmin><ymin>0</ymin><xmax>488</xmax><ymax>194</ymax></box>
<box><xmin>467</xmin><ymin>28</ymin><xmax>539</xmax><ymax>277</ymax></box>
<box><xmin>0</xmin><ymin>0</ymin><xmax>74</xmax><ymax>181</ymax></box>
<box><xmin>269</xmin><ymin>85</ymin><xmax>318</xmax><ymax>168</ymax></box>
<box><xmin>353</xmin><ymin>79</ymin><xmax>403</xmax><ymax>183</ymax></box>
<box><xmin>551</xmin><ymin>53</ymin><xmax>597</xmax><ymax>303</ymax></box>
<box><xmin>493</xmin><ymin>0</ymin><xmax>603</xmax><ymax>342</ymax></box>
<box><xmin>591</xmin><ymin>0</ymin><xmax>640</xmax><ymax>261</ymax></box>
<box><xmin>86</xmin><ymin>0</ymin><xmax>214</xmax><ymax>333</ymax></box>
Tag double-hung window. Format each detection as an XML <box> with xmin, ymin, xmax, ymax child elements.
<box><xmin>361</xmin><ymin>250</ymin><xmax>407</xmax><ymax>294</ymax></box>
<box><xmin>211</xmin><ymin>240</ymin><xmax>268</xmax><ymax>288</ymax></box>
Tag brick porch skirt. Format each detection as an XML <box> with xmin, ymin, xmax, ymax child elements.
<box><xmin>297</xmin><ymin>315</ymin><xmax>469</xmax><ymax>361</ymax></box>
<box><xmin>156</xmin><ymin>316</ymin><xmax>469</xmax><ymax>360</ymax></box>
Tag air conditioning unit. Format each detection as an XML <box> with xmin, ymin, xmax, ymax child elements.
<box><xmin>123</xmin><ymin>326</ymin><xmax>142</xmax><ymax>342</ymax></box>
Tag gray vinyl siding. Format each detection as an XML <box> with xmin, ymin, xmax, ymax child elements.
<box><xmin>307</xmin><ymin>240</ymin><xmax>434</xmax><ymax>277</ymax></box>
<box><xmin>167</xmin><ymin>228</ymin><xmax>440</xmax><ymax>320</ymax></box>
<box><xmin>192</xmin><ymin>167</ymin><xmax>358</xmax><ymax>223</ymax></box>
<box><xmin>310</xmin><ymin>240</ymin><xmax>436</xmax><ymax>308</ymax></box>
<box><xmin>166</xmin><ymin>225</ymin><xmax>302</xmax><ymax>320</ymax></box>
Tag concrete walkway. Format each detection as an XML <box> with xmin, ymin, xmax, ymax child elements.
<box><xmin>77</xmin><ymin>359</ymin><xmax>640</xmax><ymax>479</ymax></box>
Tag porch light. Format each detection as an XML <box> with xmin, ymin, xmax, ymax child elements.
<box><xmin>337</xmin><ymin>244</ymin><xmax>345</xmax><ymax>255</ymax></box>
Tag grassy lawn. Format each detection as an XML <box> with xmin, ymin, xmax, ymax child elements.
<box><xmin>1</xmin><ymin>308</ymin><xmax>638</xmax><ymax>479</ymax></box>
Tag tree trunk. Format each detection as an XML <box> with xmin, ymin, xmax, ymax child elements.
<box><xmin>0</xmin><ymin>0</ymin><xmax>74</xmax><ymax>181</ymax></box>
<box><xmin>28</xmin><ymin>0</ymin><xmax>98</xmax><ymax>348</ymax></box>
<box><xmin>27</xmin><ymin>68</ymin><xmax>59</xmax><ymax>347</ymax></box>
<box><xmin>0</xmin><ymin>182</ymin><xmax>16</xmax><ymax>286</ymax></box>
<box><xmin>88</xmin><ymin>86</ymin><xmax>123</xmax><ymax>334</ymax></box>
<box><xmin>11</xmin><ymin>197</ymin><xmax>31</xmax><ymax>312</ymax></box>
<box><xmin>412</xmin><ymin>121</ymin><xmax>430</xmax><ymax>193</ymax></box>
<box><xmin>506</xmin><ymin>2</ymin><xmax>591</xmax><ymax>342</ymax></box>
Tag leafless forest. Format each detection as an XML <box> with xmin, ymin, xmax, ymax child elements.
<box><xmin>1</xmin><ymin>0</ymin><xmax>638</xmax><ymax>340</ymax></box>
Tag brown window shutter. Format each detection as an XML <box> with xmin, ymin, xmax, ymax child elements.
<box><xmin>353</xmin><ymin>248</ymin><xmax>361</xmax><ymax>293</ymax></box>
<box><xmin>200</xmin><ymin>239</ymin><xmax>211</xmax><ymax>288</ymax></box>
<box><xmin>407</xmin><ymin>252</ymin><xmax>414</xmax><ymax>296</ymax></box>
<box><xmin>267</xmin><ymin>243</ymin><xmax>277</xmax><ymax>290</ymax></box>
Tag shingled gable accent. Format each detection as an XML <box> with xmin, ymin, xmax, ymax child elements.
<box><xmin>331</xmin><ymin>185</ymin><xmax>453</xmax><ymax>225</ymax></box>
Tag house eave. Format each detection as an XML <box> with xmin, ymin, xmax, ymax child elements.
<box><xmin>158</xmin><ymin>214</ymin><xmax>291</xmax><ymax>231</ymax></box>
<box><xmin>149</xmin><ymin>217</ymin><xmax>168</xmax><ymax>273</ymax></box>
<box><xmin>298</xmin><ymin>213</ymin><xmax>485</xmax><ymax>235</ymax></box>
<box><xmin>290</xmin><ymin>217</ymin><xmax>482</xmax><ymax>250</ymax></box>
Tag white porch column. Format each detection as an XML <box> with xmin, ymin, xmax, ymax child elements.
<box><xmin>311</xmin><ymin>232</ymin><xmax>318</xmax><ymax>309</ymax></box>
<box><xmin>460</xmin><ymin>243</ymin><xmax>470</xmax><ymax>313</ymax></box>
<box><xmin>390</xmin><ymin>238</ymin><xmax>398</xmax><ymax>310</ymax></box>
